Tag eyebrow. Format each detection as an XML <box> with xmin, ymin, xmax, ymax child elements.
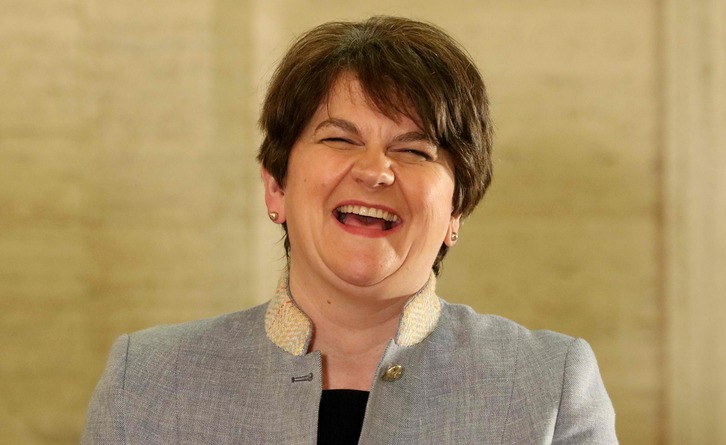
<box><xmin>314</xmin><ymin>118</ymin><xmax>436</xmax><ymax>146</ymax></box>
<box><xmin>393</xmin><ymin>131</ymin><xmax>436</xmax><ymax>146</ymax></box>
<box><xmin>314</xmin><ymin>118</ymin><xmax>360</xmax><ymax>135</ymax></box>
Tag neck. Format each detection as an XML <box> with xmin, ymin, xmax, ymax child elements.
<box><xmin>288</xmin><ymin>267</ymin><xmax>412</xmax><ymax>390</ymax></box>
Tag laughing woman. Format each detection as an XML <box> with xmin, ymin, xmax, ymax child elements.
<box><xmin>83</xmin><ymin>16</ymin><xmax>618</xmax><ymax>444</ymax></box>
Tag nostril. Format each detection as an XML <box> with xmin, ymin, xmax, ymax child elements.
<box><xmin>355</xmin><ymin>169</ymin><xmax>394</xmax><ymax>188</ymax></box>
<box><xmin>351</xmin><ymin>154</ymin><xmax>395</xmax><ymax>188</ymax></box>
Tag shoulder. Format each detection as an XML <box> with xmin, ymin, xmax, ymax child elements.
<box><xmin>123</xmin><ymin>303</ymin><xmax>269</xmax><ymax>361</ymax></box>
<box><xmin>99</xmin><ymin>303</ymin><xmax>271</xmax><ymax>405</ymax></box>
<box><xmin>437</xmin><ymin>300</ymin><xmax>576</xmax><ymax>360</ymax></box>
<box><xmin>106</xmin><ymin>303</ymin><xmax>270</xmax><ymax>389</ymax></box>
<box><xmin>435</xmin><ymin>300</ymin><xmax>617</xmax><ymax>443</ymax></box>
<box><xmin>435</xmin><ymin>301</ymin><xmax>600</xmax><ymax>407</ymax></box>
<box><xmin>82</xmin><ymin>304</ymin><xmax>274</xmax><ymax>443</ymax></box>
<box><xmin>437</xmin><ymin>300</ymin><xmax>605</xmax><ymax>384</ymax></box>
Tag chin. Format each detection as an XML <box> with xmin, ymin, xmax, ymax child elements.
<box><xmin>329</xmin><ymin>257</ymin><xmax>399</xmax><ymax>289</ymax></box>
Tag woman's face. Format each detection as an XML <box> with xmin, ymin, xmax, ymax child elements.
<box><xmin>263</xmin><ymin>73</ymin><xmax>460</xmax><ymax>297</ymax></box>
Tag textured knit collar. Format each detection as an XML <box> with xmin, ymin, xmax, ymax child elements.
<box><xmin>264</xmin><ymin>269</ymin><xmax>442</xmax><ymax>356</ymax></box>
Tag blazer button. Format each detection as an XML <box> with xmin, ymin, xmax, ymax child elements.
<box><xmin>381</xmin><ymin>365</ymin><xmax>404</xmax><ymax>382</ymax></box>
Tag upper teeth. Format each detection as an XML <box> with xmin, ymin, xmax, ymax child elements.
<box><xmin>336</xmin><ymin>205</ymin><xmax>399</xmax><ymax>222</ymax></box>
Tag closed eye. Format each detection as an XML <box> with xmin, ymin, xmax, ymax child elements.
<box><xmin>320</xmin><ymin>137</ymin><xmax>362</xmax><ymax>149</ymax></box>
<box><xmin>322</xmin><ymin>138</ymin><xmax>354</xmax><ymax>144</ymax></box>
<box><xmin>406</xmin><ymin>149</ymin><xmax>434</xmax><ymax>160</ymax></box>
<box><xmin>391</xmin><ymin>148</ymin><xmax>437</xmax><ymax>162</ymax></box>
<box><xmin>320</xmin><ymin>138</ymin><xmax>354</xmax><ymax>151</ymax></box>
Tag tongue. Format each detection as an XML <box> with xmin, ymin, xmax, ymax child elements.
<box><xmin>344</xmin><ymin>214</ymin><xmax>387</xmax><ymax>230</ymax></box>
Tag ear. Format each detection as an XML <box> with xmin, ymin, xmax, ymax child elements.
<box><xmin>261</xmin><ymin>166</ymin><xmax>286</xmax><ymax>223</ymax></box>
<box><xmin>444</xmin><ymin>213</ymin><xmax>461</xmax><ymax>247</ymax></box>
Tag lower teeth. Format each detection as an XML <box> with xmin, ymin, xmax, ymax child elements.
<box><xmin>336</xmin><ymin>211</ymin><xmax>393</xmax><ymax>230</ymax></box>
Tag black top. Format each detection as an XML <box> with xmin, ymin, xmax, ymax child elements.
<box><xmin>317</xmin><ymin>389</ymin><xmax>370</xmax><ymax>445</ymax></box>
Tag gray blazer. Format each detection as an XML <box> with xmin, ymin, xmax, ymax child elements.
<box><xmin>82</xmin><ymin>300</ymin><xmax>617</xmax><ymax>444</ymax></box>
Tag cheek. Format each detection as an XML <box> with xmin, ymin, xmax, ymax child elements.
<box><xmin>417</xmin><ymin>172</ymin><xmax>456</xmax><ymax>214</ymax></box>
<box><xmin>403</xmin><ymin>180</ymin><xmax>456</xmax><ymax>230</ymax></box>
<box><xmin>285</xmin><ymin>157</ymin><xmax>349</xmax><ymax>207</ymax></box>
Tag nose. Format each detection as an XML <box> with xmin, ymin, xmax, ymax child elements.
<box><xmin>351</xmin><ymin>148</ymin><xmax>395</xmax><ymax>188</ymax></box>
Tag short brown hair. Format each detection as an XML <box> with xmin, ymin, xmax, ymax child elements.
<box><xmin>258</xmin><ymin>16</ymin><xmax>493</xmax><ymax>275</ymax></box>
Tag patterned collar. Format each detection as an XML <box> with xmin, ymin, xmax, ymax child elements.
<box><xmin>264</xmin><ymin>269</ymin><xmax>442</xmax><ymax>356</ymax></box>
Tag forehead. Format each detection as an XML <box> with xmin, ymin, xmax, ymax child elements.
<box><xmin>325</xmin><ymin>73</ymin><xmax>372</xmax><ymax>110</ymax></box>
<box><xmin>312</xmin><ymin>72</ymin><xmax>425</xmax><ymax>130</ymax></box>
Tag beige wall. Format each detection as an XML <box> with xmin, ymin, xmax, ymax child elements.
<box><xmin>1</xmin><ymin>1</ymin><xmax>723</xmax><ymax>444</ymax></box>
<box><xmin>664</xmin><ymin>0</ymin><xmax>726</xmax><ymax>443</ymax></box>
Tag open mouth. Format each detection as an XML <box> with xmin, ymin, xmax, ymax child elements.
<box><xmin>334</xmin><ymin>205</ymin><xmax>400</xmax><ymax>231</ymax></box>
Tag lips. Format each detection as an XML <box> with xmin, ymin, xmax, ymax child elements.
<box><xmin>334</xmin><ymin>204</ymin><xmax>401</xmax><ymax>231</ymax></box>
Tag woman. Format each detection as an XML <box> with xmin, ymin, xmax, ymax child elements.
<box><xmin>83</xmin><ymin>16</ymin><xmax>617</xmax><ymax>444</ymax></box>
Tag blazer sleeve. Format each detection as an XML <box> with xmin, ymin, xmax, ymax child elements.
<box><xmin>81</xmin><ymin>335</ymin><xmax>129</xmax><ymax>445</ymax></box>
<box><xmin>552</xmin><ymin>338</ymin><xmax>618</xmax><ymax>444</ymax></box>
